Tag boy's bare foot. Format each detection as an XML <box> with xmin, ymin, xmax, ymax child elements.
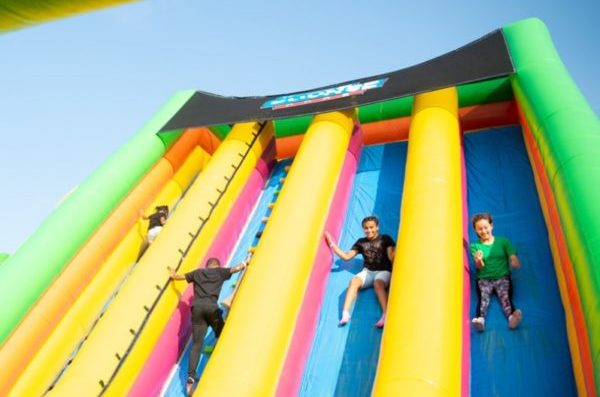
<box><xmin>374</xmin><ymin>314</ymin><xmax>385</xmax><ymax>328</ymax></box>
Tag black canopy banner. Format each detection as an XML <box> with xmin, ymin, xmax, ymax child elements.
<box><xmin>160</xmin><ymin>29</ymin><xmax>514</xmax><ymax>132</ymax></box>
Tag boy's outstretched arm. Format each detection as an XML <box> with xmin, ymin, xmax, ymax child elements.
<box><xmin>230</xmin><ymin>257</ymin><xmax>250</xmax><ymax>274</ymax></box>
<box><xmin>167</xmin><ymin>266</ymin><xmax>186</xmax><ymax>281</ymax></box>
<box><xmin>324</xmin><ymin>231</ymin><xmax>357</xmax><ymax>261</ymax></box>
<box><xmin>509</xmin><ymin>254</ymin><xmax>520</xmax><ymax>269</ymax></box>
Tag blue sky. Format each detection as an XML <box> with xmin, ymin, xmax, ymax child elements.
<box><xmin>0</xmin><ymin>0</ymin><xmax>598</xmax><ymax>254</ymax></box>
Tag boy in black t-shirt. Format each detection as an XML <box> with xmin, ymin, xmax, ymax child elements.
<box><xmin>325</xmin><ymin>216</ymin><xmax>395</xmax><ymax>328</ymax></box>
<box><xmin>168</xmin><ymin>257</ymin><xmax>248</xmax><ymax>387</ymax></box>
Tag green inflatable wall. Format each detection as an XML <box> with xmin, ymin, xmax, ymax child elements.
<box><xmin>504</xmin><ymin>17</ymin><xmax>600</xmax><ymax>390</ymax></box>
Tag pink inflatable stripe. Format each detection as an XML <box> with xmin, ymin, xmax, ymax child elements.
<box><xmin>275</xmin><ymin>124</ymin><xmax>363</xmax><ymax>397</ymax></box>
<box><xmin>129</xmin><ymin>141</ymin><xmax>275</xmax><ymax>397</ymax></box>
<box><xmin>460</xmin><ymin>138</ymin><xmax>471</xmax><ymax>397</ymax></box>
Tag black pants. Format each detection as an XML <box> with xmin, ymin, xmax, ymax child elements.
<box><xmin>188</xmin><ymin>303</ymin><xmax>224</xmax><ymax>379</ymax></box>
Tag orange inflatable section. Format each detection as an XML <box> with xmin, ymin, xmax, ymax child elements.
<box><xmin>362</xmin><ymin>116</ymin><xmax>412</xmax><ymax>146</ymax></box>
<box><xmin>276</xmin><ymin>134</ymin><xmax>304</xmax><ymax>159</ymax></box>
<box><xmin>187</xmin><ymin>127</ymin><xmax>221</xmax><ymax>155</ymax></box>
<box><xmin>0</xmin><ymin>130</ymin><xmax>204</xmax><ymax>395</ymax></box>
<box><xmin>276</xmin><ymin>101</ymin><xmax>517</xmax><ymax>158</ymax></box>
<box><xmin>460</xmin><ymin>101</ymin><xmax>517</xmax><ymax>132</ymax></box>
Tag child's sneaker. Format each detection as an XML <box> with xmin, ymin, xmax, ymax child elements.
<box><xmin>374</xmin><ymin>314</ymin><xmax>385</xmax><ymax>328</ymax></box>
<box><xmin>508</xmin><ymin>309</ymin><xmax>522</xmax><ymax>329</ymax></box>
<box><xmin>472</xmin><ymin>317</ymin><xmax>485</xmax><ymax>332</ymax></box>
<box><xmin>339</xmin><ymin>311</ymin><xmax>351</xmax><ymax>326</ymax></box>
<box><xmin>186</xmin><ymin>377</ymin><xmax>195</xmax><ymax>396</ymax></box>
<box><xmin>185</xmin><ymin>376</ymin><xmax>194</xmax><ymax>396</ymax></box>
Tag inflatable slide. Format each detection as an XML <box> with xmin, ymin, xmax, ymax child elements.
<box><xmin>0</xmin><ymin>16</ymin><xmax>598</xmax><ymax>397</ymax></box>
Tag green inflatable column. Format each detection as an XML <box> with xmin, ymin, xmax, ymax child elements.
<box><xmin>504</xmin><ymin>17</ymin><xmax>600</xmax><ymax>393</ymax></box>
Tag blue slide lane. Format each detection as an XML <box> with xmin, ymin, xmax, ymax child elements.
<box><xmin>162</xmin><ymin>159</ymin><xmax>291</xmax><ymax>397</ymax></box>
<box><xmin>300</xmin><ymin>142</ymin><xmax>408</xmax><ymax>397</ymax></box>
<box><xmin>465</xmin><ymin>127</ymin><xmax>576</xmax><ymax>396</ymax></box>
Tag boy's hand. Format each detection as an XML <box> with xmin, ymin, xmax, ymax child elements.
<box><xmin>167</xmin><ymin>266</ymin><xmax>177</xmax><ymax>279</ymax></box>
<box><xmin>239</xmin><ymin>253</ymin><xmax>252</xmax><ymax>270</ymax></box>
<box><xmin>510</xmin><ymin>255</ymin><xmax>520</xmax><ymax>269</ymax></box>
<box><xmin>231</xmin><ymin>260</ymin><xmax>248</xmax><ymax>273</ymax></box>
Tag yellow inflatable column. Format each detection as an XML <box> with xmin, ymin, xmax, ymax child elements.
<box><xmin>7</xmin><ymin>145</ymin><xmax>210</xmax><ymax>397</ymax></box>
<box><xmin>372</xmin><ymin>88</ymin><xmax>463</xmax><ymax>397</ymax></box>
<box><xmin>0</xmin><ymin>0</ymin><xmax>136</xmax><ymax>32</ymax></box>
<box><xmin>46</xmin><ymin>122</ymin><xmax>272</xmax><ymax>396</ymax></box>
<box><xmin>196</xmin><ymin>110</ymin><xmax>355</xmax><ymax>396</ymax></box>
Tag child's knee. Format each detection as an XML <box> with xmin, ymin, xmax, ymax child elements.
<box><xmin>373</xmin><ymin>279</ymin><xmax>387</xmax><ymax>290</ymax></box>
<box><xmin>349</xmin><ymin>277</ymin><xmax>363</xmax><ymax>289</ymax></box>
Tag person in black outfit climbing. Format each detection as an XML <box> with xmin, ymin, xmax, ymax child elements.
<box><xmin>137</xmin><ymin>205</ymin><xmax>169</xmax><ymax>260</ymax></box>
<box><xmin>168</xmin><ymin>256</ymin><xmax>249</xmax><ymax>387</ymax></box>
<box><xmin>325</xmin><ymin>215</ymin><xmax>395</xmax><ymax>328</ymax></box>
<box><xmin>145</xmin><ymin>205</ymin><xmax>169</xmax><ymax>242</ymax></box>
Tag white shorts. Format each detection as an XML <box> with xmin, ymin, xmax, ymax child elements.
<box><xmin>148</xmin><ymin>226</ymin><xmax>163</xmax><ymax>243</ymax></box>
<box><xmin>355</xmin><ymin>268</ymin><xmax>391</xmax><ymax>289</ymax></box>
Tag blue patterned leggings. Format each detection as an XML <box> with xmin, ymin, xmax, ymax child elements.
<box><xmin>476</xmin><ymin>276</ymin><xmax>515</xmax><ymax>318</ymax></box>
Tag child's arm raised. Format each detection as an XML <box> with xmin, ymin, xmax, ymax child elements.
<box><xmin>230</xmin><ymin>258</ymin><xmax>250</xmax><ymax>274</ymax></box>
<box><xmin>167</xmin><ymin>266</ymin><xmax>186</xmax><ymax>281</ymax></box>
<box><xmin>324</xmin><ymin>231</ymin><xmax>358</xmax><ymax>261</ymax></box>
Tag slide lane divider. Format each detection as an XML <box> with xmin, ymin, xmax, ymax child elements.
<box><xmin>275</xmin><ymin>123</ymin><xmax>363</xmax><ymax>396</ymax></box>
<box><xmin>373</xmin><ymin>88</ymin><xmax>463</xmax><ymax>396</ymax></box>
<box><xmin>195</xmin><ymin>110</ymin><xmax>355</xmax><ymax>396</ymax></box>
<box><xmin>459</xmin><ymin>133</ymin><xmax>471</xmax><ymax>397</ymax></box>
